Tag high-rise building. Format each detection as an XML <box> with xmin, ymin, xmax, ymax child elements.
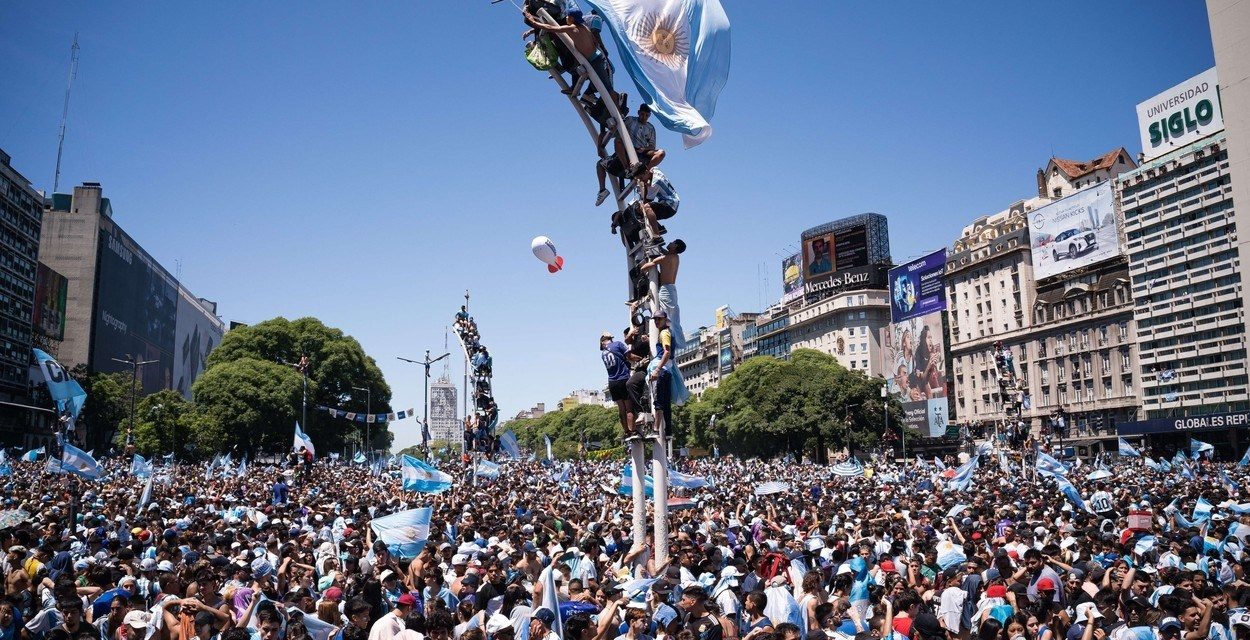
<box><xmin>0</xmin><ymin>149</ymin><xmax>44</xmax><ymax>440</ymax></box>
<box><xmin>428</xmin><ymin>377</ymin><xmax>459</xmax><ymax>444</ymax></box>
<box><xmin>39</xmin><ymin>183</ymin><xmax>224</xmax><ymax>446</ymax></box>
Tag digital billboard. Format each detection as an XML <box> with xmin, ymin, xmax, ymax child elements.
<box><xmin>802</xmin><ymin>224</ymin><xmax>869</xmax><ymax>282</ymax></box>
<box><xmin>1028</xmin><ymin>183</ymin><xmax>1120</xmax><ymax>280</ymax></box>
<box><xmin>91</xmin><ymin>222</ymin><xmax>177</xmax><ymax>394</ymax></box>
<box><xmin>889</xmin><ymin>249</ymin><xmax>947</xmax><ymax>323</ymax></box>
<box><xmin>781</xmin><ymin>253</ymin><xmax>803</xmax><ymax>303</ymax></box>
<box><xmin>173</xmin><ymin>287</ymin><xmax>224</xmax><ymax>399</ymax></box>
<box><xmin>33</xmin><ymin>263</ymin><xmax>68</xmax><ymax>340</ymax></box>
<box><xmin>1136</xmin><ymin>67</ymin><xmax>1223</xmax><ymax>162</ymax></box>
<box><xmin>881</xmin><ymin>313</ymin><xmax>948</xmax><ymax>437</ymax></box>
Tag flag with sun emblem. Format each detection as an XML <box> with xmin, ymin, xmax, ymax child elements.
<box><xmin>583</xmin><ymin>0</ymin><xmax>730</xmax><ymax>148</ymax></box>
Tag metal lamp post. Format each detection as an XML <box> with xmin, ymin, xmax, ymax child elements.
<box><xmin>353</xmin><ymin>385</ymin><xmax>371</xmax><ymax>461</ymax></box>
<box><xmin>112</xmin><ymin>355</ymin><xmax>156</xmax><ymax>451</ymax></box>
<box><xmin>398</xmin><ymin>350</ymin><xmax>450</xmax><ymax>460</ymax></box>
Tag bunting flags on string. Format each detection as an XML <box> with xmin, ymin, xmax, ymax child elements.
<box><xmin>317</xmin><ymin>405</ymin><xmax>417</xmax><ymax>423</ymax></box>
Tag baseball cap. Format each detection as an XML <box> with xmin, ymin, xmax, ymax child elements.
<box><xmin>986</xmin><ymin>585</ymin><xmax>1007</xmax><ymax>598</ymax></box>
<box><xmin>324</xmin><ymin>587</ymin><xmax>343</xmax><ymax>601</ymax></box>
<box><xmin>600</xmin><ymin>332</ymin><xmax>613</xmax><ymax>340</ymax></box>
<box><xmin>123</xmin><ymin>611</ymin><xmax>151</xmax><ymax>629</ymax></box>
<box><xmin>1160</xmin><ymin>618</ymin><xmax>1183</xmax><ymax>632</ymax></box>
<box><xmin>485</xmin><ymin>614</ymin><xmax>512</xmax><ymax>635</ymax></box>
<box><xmin>1075</xmin><ymin>603</ymin><xmax>1103</xmax><ymax>622</ymax></box>
<box><xmin>397</xmin><ymin>593</ymin><xmax>417</xmax><ymax>607</ymax></box>
<box><xmin>533</xmin><ymin>609</ymin><xmax>556</xmax><ymax>626</ymax></box>
<box><xmin>1036</xmin><ymin>577</ymin><xmax>1056</xmax><ymax>592</ymax></box>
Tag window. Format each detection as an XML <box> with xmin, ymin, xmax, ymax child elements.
<box><xmin>1086</xmin><ymin>387</ymin><xmax>1094</xmax><ymax>402</ymax></box>
<box><xmin>1119</xmin><ymin>321</ymin><xmax>1128</xmax><ymax>340</ymax></box>
<box><xmin>849</xmin><ymin>343</ymin><xmax>856</xmax><ymax>353</ymax></box>
<box><xmin>1101</xmin><ymin>352</ymin><xmax>1111</xmax><ymax>373</ymax></box>
<box><xmin>850</xmin><ymin>361</ymin><xmax>856</xmax><ymax>369</ymax></box>
<box><xmin>1040</xmin><ymin>364</ymin><xmax>1049</xmax><ymax>384</ymax></box>
<box><xmin>1054</xmin><ymin>187</ymin><xmax>1063</xmax><ymax>198</ymax></box>
<box><xmin>861</xmin><ymin>359</ymin><xmax>868</xmax><ymax>369</ymax></box>
<box><xmin>1038</xmin><ymin>339</ymin><xmax>1047</xmax><ymax>357</ymax></box>
<box><xmin>1060</xmin><ymin>389</ymin><xmax>1068</xmax><ymax>404</ymax></box>
<box><xmin>859</xmin><ymin>311</ymin><xmax>866</xmax><ymax>319</ymax></box>
<box><xmin>1104</xmin><ymin>381</ymin><xmax>1113</xmax><ymax>398</ymax></box>
<box><xmin>1099</xmin><ymin>326</ymin><xmax>1108</xmax><ymax>344</ymax></box>
<box><xmin>1121</xmin><ymin>350</ymin><xmax>1131</xmax><ymax>369</ymax></box>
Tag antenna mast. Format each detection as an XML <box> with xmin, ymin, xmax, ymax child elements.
<box><xmin>443</xmin><ymin>326</ymin><xmax>450</xmax><ymax>378</ymax></box>
<box><xmin>53</xmin><ymin>33</ymin><xmax>80</xmax><ymax>194</ymax></box>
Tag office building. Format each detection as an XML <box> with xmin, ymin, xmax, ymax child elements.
<box><xmin>428</xmin><ymin>377</ymin><xmax>459</xmax><ymax>443</ymax></box>
<box><xmin>0</xmin><ymin>149</ymin><xmax>44</xmax><ymax>441</ymax></box>
<box><xmin>558</xmin><ymin>389</ymin><xmax>613</xmax><ymax>410</ymax></box>
<box><xmin>675</xmin><ymin>309</ymin><xmax>755</xmax><ymax>395</ymax></box>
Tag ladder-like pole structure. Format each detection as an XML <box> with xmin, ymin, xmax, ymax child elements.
<box><xmin>533</xmin><ymin>8</ymin><xmax>667</xmax><ymax>565</ymax></box>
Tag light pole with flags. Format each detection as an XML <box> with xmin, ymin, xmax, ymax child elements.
<box><xmin>398</xmin><ymin>350</ymin><xmax>450</xmax><ymax>460</ymax></box>
<box><xmin>352</xmin><ymin>385</ymin><xmax>371</xmax><ymax>462</ymax></box>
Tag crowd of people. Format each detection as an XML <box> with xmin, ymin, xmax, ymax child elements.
<box><xmin>5</xmin><ymin>442</ymin><xmax>1250</xmax><ymax>640</ymax></box>
<box><xmin>454</xmin><ymin>307</ymin><xmax>498</xmax><ymax>453</ymax></box>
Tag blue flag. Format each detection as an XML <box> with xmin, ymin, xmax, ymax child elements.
<box><xmin>544</xmin><ymin>435</ymin><xmax>553</xmax><ymax>461</ymax></box>
<box><xmin>353</xmin><ymin>452</ymin><xmax>366</xmax><ymax>464</ymax></box>
<box><xmin>499</xmin><ymin>430</ymin><xmax>522</xmax><ymax>460</ymax></box>
<box><xmin>1035</xmin><ymin>450</ymin><xmax>1069</xmax><ymax>479</ymax></box>
<box><xmin>1055</xmin><ymin>476</ymin><xmax>1093</xmax><ymax>514</ymax></box>
<box><xmin>370</xmin><ymin>507</ymin><xmax>432</xmax><ymax>558</ymax></box>
<box><xmin>33</xmin><ymin>349</ymin><xmax>87</xmax><ymax>427</ymax></box>
<box><xmin>1191</xmin><ymin>439</ymin><xmax>1215</xmax><ymax>459</ymax></box>
<box><xmin>138</xmin><ymin>475</ymin><xmax>153</xmax><ymax>509</ymax></box>
<box><xmin>1118</xmin><ymin>438</ymin><xmax>1142</xmax><ymax>458</ymax></box>
<box><xmin>948</xmin><ymin>456</ymin><xmax>979</xmax><ymax>492</ymax></box>
<box><xmin>582</xmin><ymin>0</ymin><xmax>731</xmax><ymax>148</ymax></box>
<box><xmin>48</xmin><ymin>439</ymin><xmax>102</xmax><ymax>480</ymax></box>
<box><xmin>619</xmin><ymin>463</ymin><xmax>655</xmax><ymax>498</ymax></box>
<box><xmin>1193</xmin><ymin>497</ymin><xmax>1214</xmax><ymax>522</ymax></box>
<box><xmin>401</xmin><ymin>455</ymin><xmax>453</xmax><ymax>493</ymax></box>
<box><xmin>1240</xmin><ymin>445</ymin><xmax>1250</xmax><ymax>467</ymax></box>
<box><xmin>131</xmin><ymin>454</ymin><xmax>152</xmax><ymax>478</ymax></box>
<box><xmin>669</xmin><ymin>467</ymin><xmax>709</xmax><ymax>489</ymax></box>
<box><xmin>293</xmin><ymin>422</ymin><xmax>315</xmax><ymax>456</ymax></box>
<box><xmin>1144</xmin><ymin>457</ymin><xmax>1162</xmax><ymax>472</ymax></box>
<box><xmin>1220</xmin><ymin>470</ymin><xmax>1240</xmax><ymax>493</ymax></box>
<box><xmin>476</xmin><ymin>459</ymin><xmax>502</xmax><ymax>480</ymax></box>
<box><xmin>21</xmin><ymin>447</ymin><xmax>43</xmax><ymax>462</ymax></box>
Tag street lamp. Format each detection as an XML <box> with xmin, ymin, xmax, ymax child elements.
<box><xmin>398</xmin><ymin>351</ymin><xmax>450</xmax><ymax>460</ymax></box>
<box><xmin>352</xmin><ymin>385</ymin><xmax>372</xmax><ymax>461</ymax></box>
<box><xmin>882</xmin><ymin>384</ymin><xmax>899</xmax><ymax>461</ymax></box>
<box><xmin>112</xmin><ymin>355</ymin><xmax>156</xmax><ymax>451</ymax></box>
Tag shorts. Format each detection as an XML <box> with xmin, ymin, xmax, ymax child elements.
<box><xmin>649</xmin><ymin>202</ymin><xmax>676</xmax><ymax>220</ymax></box>
<box><xmin>608</xmin><ymin>378</ymin><xmax>630</xmax><ymax>403</ymax></box>
<box><xmin>599</xmin><ymin>156</ymin><xmax>625</xmax><ymax>178</ymax></box>
<box><xmin>628</xmin><ymin>369</ymin><xmax>650</xmax><ymax>412</ymax></box>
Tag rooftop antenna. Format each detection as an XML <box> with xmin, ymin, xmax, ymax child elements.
<box><xmin>53</xmin><ymin>33</ymin><xmax>80</xmax><ymax>194</ymax></box>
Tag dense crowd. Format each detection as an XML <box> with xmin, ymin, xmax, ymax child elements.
<box><xmin>4</xmin><ymin>447</ymin><xmax>1250</xmax><ymax>640</ymax></box>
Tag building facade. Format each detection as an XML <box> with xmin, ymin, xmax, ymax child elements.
<box><xmin>427</xmin><ymin>377</ymin><xmax>459</xmax><ymax>443</ymax></box>
<box><xmin>787</xmin><ymin>289</ymin><xmax>890</xmax><ymax>376</ymax></box>
<box><xmin>1119</xmin><ymin>133</ymin><xmax>1246</xmax><ymax>419</ymax></box>
<box><xmin>0</xmin><ymin>149</ymin><xmax>44</xmax><ymax>441</ymax></box>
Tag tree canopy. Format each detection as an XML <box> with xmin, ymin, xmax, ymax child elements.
<box><xmin>506</xmin><ymin>404</ymin><xmax>621</xmax><ymax>460</ymax></box>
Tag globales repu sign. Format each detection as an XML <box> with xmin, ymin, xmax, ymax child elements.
<box><xmin>1136</xmin><ymin>67</ymin><xmax>1223</xmax><ymax>161</ymax></box>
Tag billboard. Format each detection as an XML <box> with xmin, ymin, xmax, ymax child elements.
<box><xmin>91</xmin><ymin>222</ymin><xmax>177</xmax><ymax>394</ymax></box>
<box><xmin>802</xmin><ymin>224</ymin><xmax>869</xmax><ymax>283</ymax></box>
<box><xmin>1136</xmin><ymin>67</ymin><xmax>1223</xmax><ymax>161</ymax></box>
<box><xmin>33</xmin><ymin>263</ymin><xmax>68</xmax><ymax>340</ymax></box>
<box><xmin>889</xmin><ymin>249</ymin><xmax>946</xmax><ymax>323</ymax></box>
<box><xmin>882</xmin><ymin>313</ymin><xmax>948</xmax><ymax>438</ymax></box>
<box><xmin>1028</xmin><ymin>183</ymin><xmax>1120</xmax><ymax>280</ymax></box>
<box><xmin>173</xmin><ymin>287</ymin><xmax>224</xmax><ymax>399</ymax></box>
<box><xmin>781</xmin><ymin>253</ymin><xmax>803</xmax><ymax>303</ymax></box>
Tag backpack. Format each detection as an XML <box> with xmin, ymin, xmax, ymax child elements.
<box><xmin>525</xmin><ymin>34</ymin><xmax>558</xmax><ymax>71</ymax></box>
<box><xmin>757</xmin><ymin>551</ymin><xmax>791</xmax><ymax>584</ymax></box>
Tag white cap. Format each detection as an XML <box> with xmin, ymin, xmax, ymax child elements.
<box><xmin>1075</xmin><ymin>603</ymin><xmax>1104</xmax><ymax>622</ymax></box>
<box><xmin>452</xmin><ymin>554</ymin><xmax>468</xmax><ymax>565</ymax></box>
<box><xmin>720</xmin><ymin>566</ymin><xmax>743</xmax><ymax>578</ymax></box>
<box><xmin>485</xmin><ymin>614</ymin><xmax>512</xmax><ymax>635</ymax></box>
<box><xmin>123</xmin><ymin>611</ymin><xmax>151</xmax><ymax>629</ymax></box>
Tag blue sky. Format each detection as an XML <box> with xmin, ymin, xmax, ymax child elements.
<box><xmin>0</xmin><ymin>2</ymin><xmax>1215</xmax><ymax>450</ymax></box>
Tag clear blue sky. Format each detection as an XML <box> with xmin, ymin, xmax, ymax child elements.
<box><xmin>0</xmin><ymin>1</ymin><xmax>1215</xmax><ymax>450</ymax></box>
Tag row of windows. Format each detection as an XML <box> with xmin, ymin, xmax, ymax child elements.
<box><xmin>1119</xmin><ymin>149</ymin><xmax>1226</xmax><ymax>203</ymax></box>
<box><xmin>1144</xmin><ymin>374</ymin><xmax>1248</xmax><ymax>397</ymax></box>
<box><xmin>1137</xmin><ymin>299</ymin><xmax>1242</xmax><ymax>331</ymax></box>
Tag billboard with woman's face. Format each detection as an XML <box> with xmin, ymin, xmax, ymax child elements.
<box><xmin>881</xmin><ymin>313</ymin><xmax>948</xmax><ymax>437</ymax></box>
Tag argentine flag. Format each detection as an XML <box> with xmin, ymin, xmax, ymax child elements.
<box><xmin>49</xmin><ymin>440</ymin><xmax>102</xmax><ymax>480</ymax></box>
<box><xmin>370</xmin><ymin>507</ymin><xmax>432</xmax><ymax>558</ymax></box>
<box><xmin>22</xmin><ymin>446</ymin><xmax>43</xmax><ymax>462</ymax></box>
<box><xmin>499</xmin><ymin>430</ymin><xmax>522</xmax><ymax>460</ymax></box>
<box><xmin>669</xmin><ymin>467</ymin><xmax>709</xmax><ymax>489</ymax></box>
<box><xmin>293</xmin><ymin>422</ymin><xmax>315</xmax><ymax>456</ymax></box>
<box><xmin>1055</xmin><ymin>476</ymin><xmax>1093</xmax><ymax>514</ymax></box>
<box><xmin>948</xmin><ymin>455</ymin><xmax>979</xmax><ymax>492</ymax></box>
<box><xmin>33</xmin><ymin>349</ymin><xmax>87</xmax><ymax>427</ymax></box>
<box><xmin>544</xmin><ymin>435</ymin><xmax>554</xmax><ymax>461</ymax></box>
<box><xmin>401</xmin><ymin>455</ymin><xmax>453</xmax><ymax>493</ymax></box>
<box><xmin>1118</xmin><ymin>438</ymin><xmax>1142</xmax><ymax>458</ymax></box>
<box><xmin>131</xmin><ymin>454</ymin><xmax>153</xmax><ymax>478</ymax></box>
<box><xmin>1035</xmin><ymin>450</ymin><xmax>1069</xmax><ymax>479</ymax></box>
<box><xmin>476</xmin><ymin>459</ymin><xmax>502</xmax><ymax>480</ymax></box>
<box><xmin>619</xmin><ymin>463</ymin><xmax>655</xmax><ymax>497</ymax></box>
<box><xmin>1191</xmin><ymin>439</ymin><xmax>1215</xmax><ymax>459</ymax></box>
<box><xmin>582</xmin><ymin>0</ymin><xmax>731</xmax><ymax>148</ymax></box>
<box><xmin>1240</xmin><ymin>444</ymin><xmax>1250</xmax><ymax>467</ymax></box>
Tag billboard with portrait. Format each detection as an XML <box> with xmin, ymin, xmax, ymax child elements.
<box><xmin>889</xmin><ymin>249</ymin><xmax>947</xmax><ymax>323</ymax></box>
<box><xmin>881</xmin><ymin>313</ymin><xmax>948</xmax><ymax>437</ymax></box>
<box><xmin>33</xmin><ymin>263</ymin><xmax>68</xmax><ymax>340</ymax></box>
<box><xmin>173</xmin><ymin>287</ymin><xmax>224</xmax><ymax>399</ymax></box>
<box><xmin>781</xmin><ymin>253</ymin><xmax>803</xmax><ymax>303</ymax></box>
<box><xmin>1028</xmin><ymin>183</ymin><xmax>1120</xmax><ymax>280</ymax></box>
<box><xmin>91</xmin><ymin>221</ymin><xmax>177</xmax><ymax>394</ymax></box>
<box><xmin>802</xmin><ymin>225</ymin><xmax>869</xmax><ymax>283</ymax></box>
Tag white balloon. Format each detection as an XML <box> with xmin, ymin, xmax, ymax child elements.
<box><xmin>531</xmin><ymin>236</ymin><xmax>563</xmax><ymax>272</ymax></box>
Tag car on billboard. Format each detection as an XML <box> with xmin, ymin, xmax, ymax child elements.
<box><xmin>1049</xmin><ymin>228</ymin><xmax>1098</xmax><ymax>262</ymax></box>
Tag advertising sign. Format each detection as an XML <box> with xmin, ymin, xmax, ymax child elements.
<box><xmin>91</xmin><ymin>223</ymin><xmax>177</xmax><ymax>393</ymax></box>
<box><xmin>173</xmin><ymin>287</ymin><xmax>224</xmax><ymax>399</ymax></box>
<box><xmin>882</xmin><ymin>314</ymin><xmax>948</xmax><ymax>437</ymax></box>
<box><xmin>1028</xmin><ymin>183</ymin><xmax>1120</xmax><ymax>280</ymax></box>
<box><xmin>719</xmin><ymin>346</ymin><xmax>733</xmax><ymax>373</ymax></box>
<box><xmin>889</xmin><ymin>249</ymin><xmax>946</xmax><ymax>323</ymax></box>
<box><xmin>802</xmin><ymin>224</ymin><xmax>869</xmax><ymax>283</ymax></box>
<box><xmin>33</xmin><ymin>263</ymin><xmax>68</xmax><ymax>340</ymax></box>
<box><xmin>1136</xmin><ymin>67</ymin><xmax>1223</xmax><ymax>161</ymax></box>
<box><xmin>781</xmin><ymin>253</ymin><xmax>803</xmax><ymax>303</ymax></box>
<box><xmin>1117</xmin><ymin>409</ymin><xmax>1250</xmax><ymax>436</ymax></box>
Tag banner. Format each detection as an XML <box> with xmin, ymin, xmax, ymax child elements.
<box><xmin>33</xmin><ymin>349</ymin><xmax>88</xmax><ymax>429</ymax></box>
<box><xmin>889</xmin><ymin>249</ymin><xmax>946</xmax><ymax>323</ymax></box>
<box><xmin>881</xmin><ymin>313</ymin><xmax>948</xmax><ymax>438</ymax></box>
<box><xmin>317</xmin><ymin>405</ymin><xmax>415</xmax><ymax>424</ymax></box>
<box><xmin>1028</xmin><ymin>183</ymin><xmax>1120</xmax><ymax>280</ymax></box>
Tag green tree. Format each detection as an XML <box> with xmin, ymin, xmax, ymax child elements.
<box><xmin>190</xmin><ymin>358</ymin><xmax>305</xmax><ymax>457</ymax></box>
<box><xmin>118</xmin><ymin>390</ymin><xmax>189</xmax><ymax>456</ymax></box>
<box><xmin>79</xmin><ymin>369</ymin><xmax>140</xmax><ymax>450</ymax></box>
<box><xmin>204</xmin><ymin>317</ymin><xmax>393</xmax><ymax>455</ymax></box>
<box><xmin>506</xmin><ymin>405</ymin><xmax>621</xmax><ymax>459</ymax></box>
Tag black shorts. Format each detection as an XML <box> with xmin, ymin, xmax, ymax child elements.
<box><xmin>650</xmin><ymin>202</ymin><xmax>676</xmax><ymax>220</ymax></box>
<box><xmin>600</xmin><ymin>156</ymin><xmax>625</xmax><ymax>178</ymax></box>
<box><xmin>608</xmin><ymin>378</ymin><xmax>630</xmax><ymax>402</ymax></box>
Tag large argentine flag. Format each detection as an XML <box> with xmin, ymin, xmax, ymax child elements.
<box><xmin>499</xmin><ymin>430</ymin><xmax>522</xmax><ymax>460</ymax></box>
<box><xmin>370</xmin><ymin>507</ymin><xmax>432</xmax><ymax>558</ymax></box>
<box><xmin>583</xmin><ymin>0</ymin><xmax>731</xmax><ymax>148</ymax></box>
<box><xmin>401</xmin><ymin>455</ymin><xmax>453</xmax><ymax>493</ymax></box>
<box><xmin>293</xmin><ymin>422</ymin><xmax>315</xmax><ymax>456</ymax></box>
<box><xmin>48</xmin><ymin>441</ymin><xmax>102</xmax><ymax>480</ymax></box>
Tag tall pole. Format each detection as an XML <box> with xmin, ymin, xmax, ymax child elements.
<box><xmin>53</xmin><ymin>34</ymin><xmax>80</xmax><ymax>194</ymax></box>
<box><xmin>399</xmin><ymin>351</ymin><xmax>449</xmax><ymax>461</ymax></box>
<box><xmin>463</xmin><ymin>290</ymin><xmax>470</xmax><ymax>456</ymax></box>
<box><xmin>112</xmin><ymin>355</ymin><xmax>155</xmax><ymax>452</ymax></box>
<box><xmin>353</xmin><ymin>385</ymin><xmax>371</xmax><ymax>461</ymax></box>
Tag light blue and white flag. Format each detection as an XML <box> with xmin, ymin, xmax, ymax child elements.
<box><xmin>537</xmin><ymin>563</ymin><xmax>564</xmax><ymax>639</ymax></box>
<box><xmin>544</xmin><ymin>435</ymin><xmax>553</xmax><ymax>461</ymax></box>
<box><xmin>48</xmin><ymin>440</ymin><xmax>102</xmax><ymax>480</ymax></box>
<box><xmin>1119</xmin><ymin>438</ymin><xmax>1142</xmax><ymax>458</ymax></box>
<box><xmin>553</xmin><ymin>462</ymin><xmax>572</xmax><ymax>484</ymax></box>
<box><xmin>934</xmin><ymin>457</ymin><xmax>947</xmax><ymax>471</ymax></box>
<box><xmin>1134</xmin><ymin>535</ymin><xmax>1157</xmax><ymax>556</ymax></box>
<box><xmin>1159</xmin><ymin>457</ymin><xmax>1173</xmax><ymax>473</ymax></box>
<box><xmin>1193</xmin><ymin>497</ymin><xmax>1214</xmax><ymax>522</ymax></box>
<box><xmin>353</xmin><ymin>452</ymin><xmax>366</xmax><ymax>464</ymax></box>
<box><xmin>22</xmin><ymin>447</ymin><xmax>43</xmax><ymax>462</ymax></box>
<box><xmin>669</xmin><ymin>467</ymin><xmax>709</xmax><ymax>489</ymax></box>
<box><xmin>476</xmin><ymin>459</ymin><xmax>502</xmax><ymax>480</ymax></box>
<box><xmin>1144</xmin><ymin>457</ymin><xmax>1162</xmax><ymax>472</ymax></box>
<box><xmin>1035</xmin><ymin>450</ymin><xmax>1069</xmax><ymax>479</ymax></box>
<box><xmin>619</xmin><ymin>463</ymin><xmax>655</xmax><ymax>498</ymax></box>
<box><xmin>1220</xmin><ymin>470</ymin><xmax>1240</xmax><ymax>493</ymax></box>
<box><xmin>0</xmin><ymin>452</ymin><xmax>10</xmax><ymax>478</ymax></box>
<box><xmin>370</xmin><ymin>507</ymin><xmax>432</xmax><ymax>558</ymax></box>
<box><xmin>138</xmin><ymin>475</ymin><xmax>153</xmax><ymax>510</ymax></box>
<box><xmin>581</xmin><ymin>0</ymin><xmax>731</xmax><ymax>148</ymax></box>
<box><xmin>236</xmin><ymin>458</ymin><xmax>248</xmax><ymax>478</ymax></box>
<box><xmin>499</xmin><ymin>430</ymin><xmax>522</xmax><ymax>460</ymax></box>
<box><xmin>1240</xmin><ymin>445</ymin><xmax>1250</xmax><ymax>467</ymax></box>
<box><xmin>948</xmin><ymin>455</ymin><xmax>979</xmax><ymax>492</ymax></box>
<box><xmin>293</xmin><ymin>422</ymin><xmax>315</xmax><ymax>456</ymax></box>
<box><xmin>1191</xmin><ymin>439</ymin><xmax>1215</xmax><ymax>459</ymax></box>
<box><xmin>998</xmin><ymin>450</ymin><xmax>1011</xmax><ymax>474</ymax></box>
<box><xmin>1056</xmin><ymin>476</ymin><xmax>1093</xmax><ymax>514</ymax></box>
<box><xmin>401</xmin><ymin>455</ymin><xmax>453</xmax><ymax>493</ymax></box>
<box><xmin>131</xmin><ymin>454</ymin><xmax>152</xmax><ymax>478</ymax></box>
<box><xmin>33</xmin><ymin>349</ymin><xmax>87</xmax><ymax>428</ymax></box>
